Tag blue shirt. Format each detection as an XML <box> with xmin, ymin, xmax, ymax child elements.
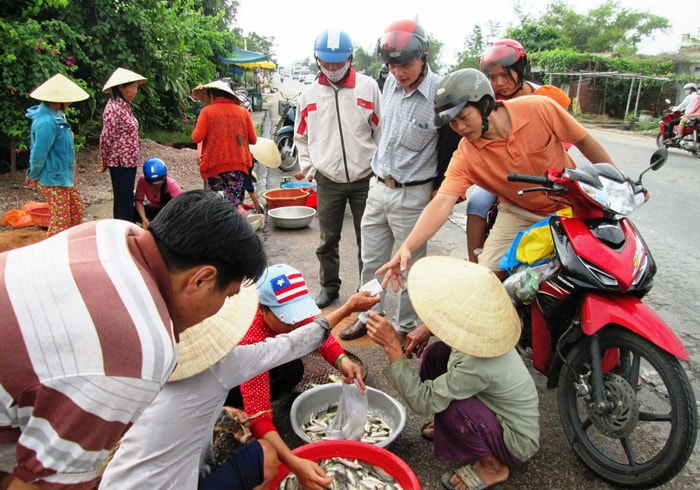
<box><xmin>371</xmin><ymin>69</ymin><xmax>442</xmax><ymax>183</ymax></box>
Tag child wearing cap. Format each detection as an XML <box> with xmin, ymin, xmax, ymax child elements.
<box><xmin>367</xmin><ymin>257</ymin><xmax>540</xmax><ymax>490</ymax></box>
<box><xmin>226</xmin><ymin>263</ymin><xmax>372</xmax><ymax>489</ymax></box>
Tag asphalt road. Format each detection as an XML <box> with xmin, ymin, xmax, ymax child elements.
<box><xmin>252</xmin><ymin>80</ymin><xmax>700</xmax><ymax>489</ymax></box>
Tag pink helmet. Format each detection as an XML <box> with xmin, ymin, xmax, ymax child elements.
<box><xmin>479</xmin><ymin>39</ymin><xmax>530</xmax><ymax>79</ymax></box>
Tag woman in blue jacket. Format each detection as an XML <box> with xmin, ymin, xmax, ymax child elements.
<box><xmin>25</xmin><ymin>73</ymin><xmax>89</xmax><ymax>236</ymax></box>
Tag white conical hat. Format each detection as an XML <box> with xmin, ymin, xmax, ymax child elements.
<box><xmin>168</xmin><ymin>284</ymin><xmax>258</xmax><ymax>382</ymax></box>
<box><xmin>192</xmin><ymin>80</ymin><xmax>242</xmax><ymax>103</ymax></box>
<box><xmin>102</xmin><ymin>67</ymin><xmax>147</xmax><ymax>92</ymax></box>
<box><xmin>250</xmin><ymin>137</ymin><xmax>281</xmax><ymax>168</ymax></box>
<box><xmin>408</xmin><ymin>256</ymin><xmax>521</xmax><ymax>358</ymax></box>
<box><xmin>30</xmin><ymin>74</ymin><xmax>89</xmax><ymax>103</ymax></box>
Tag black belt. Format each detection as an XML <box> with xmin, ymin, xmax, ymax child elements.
<box><xmin>377</xmin><ymin>176</ymin><xmax>433</xmax><ymax>189</ymax></box>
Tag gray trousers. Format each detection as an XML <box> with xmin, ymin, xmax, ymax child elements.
<box><xmin>357</xmin><ymin>178</ymin><xmax>432</xmax><ymax>332</ymax></box>
<box><xmin>315</xmin><ymin>172</ymin><xmax>371</xmax><ymax>294</ymax></box>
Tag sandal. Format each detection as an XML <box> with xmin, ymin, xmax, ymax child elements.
<box><xmin>440</xmin><ymin>464</ymin><xmax>487</xmax><ymax>490</ymax></box>
<box><xmin>421</xmin><ymin>421</ymin><xmax>434</xmax><ymax>441</ymax></box>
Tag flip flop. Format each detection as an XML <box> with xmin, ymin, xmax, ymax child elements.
<box><xmin>421</xmin><ymin>421</ymin><xmax>434</xmax><ymax>441</ymax></box>
<box><xmin>440</xmin><ymin>464</ymin><xmax>487</xmax><ymax>490</ymax></box>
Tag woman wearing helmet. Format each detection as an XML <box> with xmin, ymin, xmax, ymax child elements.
<box><xmin>338</xmin><ymin>19</ymin><xmax>441</xmax><ymax>343</ymax></box>
<box><xmin>133</xmin><ymin>157</ymin><xmax>183</xmax><ymax>229</ymax></box>
<box><xmin>294</xmin><ymin>28</ymin><xmax>381</xmax><ymax>312</ymax></box>
<box><xmin>466</xmin><ymin>40</ymin><xmax>573</xmax><ymax>263</ymax></box>
<box><xmin>663</xmin><ymin>82</ymin><xmax>698</xmax><ymax>141</ymax></box>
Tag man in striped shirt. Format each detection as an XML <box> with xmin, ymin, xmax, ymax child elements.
<box><xmin>0</xmin><ymin>190</ymin><xmax>266</xmax><ymax>489</ymax></box>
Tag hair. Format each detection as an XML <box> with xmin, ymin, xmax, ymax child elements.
<box><xmin>111</xmin><ymin>86</ymin><xmax>126</xmax><ymax>100</ymax></box>
<box><xmin>149</xmin><ymin>190</ymin><xmax>267</xmax><ymax>290</ymax></box>
<box><xmin>209</xmin><ymin>88</ymin><xmax>240</xmax><ymax>103</ymax></box>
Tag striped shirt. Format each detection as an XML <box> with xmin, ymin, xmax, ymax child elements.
<box><xmin>370</xmin><ymin>69</ymin><xmax>442</xmax><ymax>184</ymax></box>
<box><xmin>0</xmin><ymin>220</ymin><xmax>177</xmax><ymax>487</ymax></box>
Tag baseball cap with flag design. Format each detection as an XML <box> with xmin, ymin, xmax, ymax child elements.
<box><xmin>257</xmin><ymin>264</ymin><xmax>321</xmax><ymax>324</ymax></box>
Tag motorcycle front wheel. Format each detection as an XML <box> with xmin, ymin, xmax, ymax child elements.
<box><xmin>557</xmin><ymin>326</ymin><xmax>697</xmax><ymax>488</ymax></box>
<box><xmin>655</xmin><ymin>132</ymin><xmax>665</xmax><ymax>149</ymax></box>
<box><xmin>275</xmin><ymin>134</ymin><xmax>298</xmax><ymax>172</ymax></box>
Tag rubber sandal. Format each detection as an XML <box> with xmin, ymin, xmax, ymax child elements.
<box><xmin>441</xmin><ymin>464</ymin><xmax>488</xmax><ymax>490</ymax></box>
<box><xmin>421</xmin><ymin>421</ymin><xmax>434</xmax><ymax>441</ymax></box>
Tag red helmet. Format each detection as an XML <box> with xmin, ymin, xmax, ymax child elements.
<box><xmin>376</xmin><ymin>19</ymin><xmax>428</xmax><ymax>64</ymax></box>
<box><xmin>479</xmin><ymin>39</ymin><xmax>529</xmax><ymax>77</ymax></box>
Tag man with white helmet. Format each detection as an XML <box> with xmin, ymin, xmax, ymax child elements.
<box><xmin>663</xmin><ymin>82</ymin><xmax>698</xmax><ymax>141</ymax></box>
<box><xmin>294</xmin><ymin>28</ymin><xmax>381</xmax><ymax>310</ymax></box>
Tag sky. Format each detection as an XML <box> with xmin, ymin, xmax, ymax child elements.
<box><xmin>236</xmin><ymin>0</ymin><xmax>695</xmax><ymax>70</ymax></box>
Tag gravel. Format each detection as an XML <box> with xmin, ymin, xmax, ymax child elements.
<box><xmin>0</xmin><ymin>139</ymin><xmax>203</xmax><ymax>221</ymax></box>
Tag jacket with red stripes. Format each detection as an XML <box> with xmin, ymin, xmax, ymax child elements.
<box><xmin>294</xmin><ymin>67</ymin><xmax>381</xmax><ymax>183</ymax></box>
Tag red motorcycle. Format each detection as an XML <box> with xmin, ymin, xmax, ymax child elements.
<box><xmin>656</xmin><ymin>108</ymin><xmax>700</xmax><ymax>157</ymax></box>
<box><xmin>505</xmin><ymin>149</ymin><xmax>697</xmax><ymax>488</ymax></box>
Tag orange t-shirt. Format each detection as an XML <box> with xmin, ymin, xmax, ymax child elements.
<box><xmin>439</xmin><ymin>96</ymin><xmax>587</xmax><ymax>216</ymax></box>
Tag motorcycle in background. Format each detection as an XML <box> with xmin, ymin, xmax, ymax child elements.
<box><xmin>505</xmin><ymin>149</ymin><xmax>697</xmax><ymax>488</ymax></box>
<box><xmin>274</xmin><ymin>89</ymin><xmax>301</xmax><ymax>172</ymax></box>
<box><xmin>656</xmin><ymin>103</ymin><xmax>700</xmax><ymax>157</ymax></box>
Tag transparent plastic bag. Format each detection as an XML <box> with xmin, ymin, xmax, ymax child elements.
<box><xmin>325</xmin><ymin>380</ymin><xmax>367</xmax><ymax>441</ymax></box>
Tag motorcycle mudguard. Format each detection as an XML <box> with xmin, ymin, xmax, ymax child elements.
<box><xmin>581</xmin><ymin>293</ymin><xmax>689</xmax><ymax>360</ymax></box>
<box><xmin>276</xmin><ymin>126</ymin><xmax>294</xmax><ymax>139</ymax></box>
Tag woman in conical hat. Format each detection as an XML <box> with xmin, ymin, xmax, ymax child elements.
<box><xmin>366</xmin><ymin>256</ymin><xmax>540</xmax><ymax>490</ymax></box>
<box><xmin>99</xmin><ymin>67</ymin><xmax>147</xmax><ymax>221</ymax></box>
<box><xmin>25</xmin><ymin>73</ymin><xmax>89</xmax><ymax>236</ymax></box>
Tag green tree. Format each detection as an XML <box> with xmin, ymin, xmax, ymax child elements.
<box><xmin>541</xmin><ymin>0</ymin><xmax>670</xmax><ymax>54</ymax></box>
<box><xmin>1</xmin><ymin>0</ymin><xmax>244</xmax><ymax>176</ymax></box>
<box><xmin>504</xmin><ymin>24</ymin><xmax>568</xmax><ymax>52</ymax></box>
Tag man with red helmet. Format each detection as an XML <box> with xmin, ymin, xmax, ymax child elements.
<box><xmin>338</xmin><ymin>19</ymin><xmax>444</xmax><ymax>344</ymax></box>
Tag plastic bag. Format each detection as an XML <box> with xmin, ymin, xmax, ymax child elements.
<box><xmin>325</xmin><ymin>381</ymin><xmax>368</xmax><ymax>441</ymax></box>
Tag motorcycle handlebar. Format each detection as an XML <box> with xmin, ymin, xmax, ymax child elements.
<box><xmin>507</xmin><ymin>172</ymin><xmax>549</xmax><ymax>185</ymax></box>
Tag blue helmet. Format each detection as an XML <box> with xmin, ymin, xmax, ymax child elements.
<box><xmin>314</xmin><ymin>29</ymin><xmax>353</xmax><ymax>63</ymax></box>
<box><xmin>143</xmin><ymin>157</ymin><xmax>167</xmax><ymax>184</ymax></box>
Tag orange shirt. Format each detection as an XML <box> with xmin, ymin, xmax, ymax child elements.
<box><xmin>439</xmin><ymin>96</ymin><xmax>587</xmax><ymax>216</ymax></box>
<box><xmin>191</xmin><ymin>97</ymin><xmax>257</xmax><ymax>178</ymax></box>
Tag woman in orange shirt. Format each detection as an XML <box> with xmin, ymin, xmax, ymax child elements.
<box><xmin>191</xmin><ymin>80</ymin><xmax>257</xmax><ymax>207</ymax></box>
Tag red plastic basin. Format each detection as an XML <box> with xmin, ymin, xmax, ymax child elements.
<box><xmin>268</xmin><ymin>440</ymin><xmax>420</xmax><ymax>488</ymax></box>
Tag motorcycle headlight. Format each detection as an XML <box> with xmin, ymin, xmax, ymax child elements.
<box><xmin>578</xmin><ymin>176</ymin><xmax>641</xmax><ymax>215</ymax></box>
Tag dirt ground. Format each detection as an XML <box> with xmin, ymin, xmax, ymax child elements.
<box><xmin>0</xmin><ymin>139</ymin><xmax>203</xmax><ymax>247</ymax></box>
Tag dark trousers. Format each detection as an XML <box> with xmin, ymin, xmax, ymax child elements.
<box><xmin>109</xmin><ymin>166</ymin><xmax>137</xmax><ymax>221</ymax></box>
<box><xmin>315</xmin><ymin>172</ymin><xmax>370</xmax><ymax>294</ymax></box>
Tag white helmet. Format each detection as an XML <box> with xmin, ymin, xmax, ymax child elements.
<box><xmin>683</xmin><ymin>82</ymin><xmax>697</xmax><ymax>92</ymax></box>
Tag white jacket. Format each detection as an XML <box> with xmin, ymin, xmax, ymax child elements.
<box><xmin>294</xmin><ymin>68</ymin><xmax>381</xmax><ymax>183</ymax></box>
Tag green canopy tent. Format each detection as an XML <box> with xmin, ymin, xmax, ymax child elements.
<box><xmin>218</xmin><ymin>49</ymin><xmax>273</xmax><ymax>109</ymax></box>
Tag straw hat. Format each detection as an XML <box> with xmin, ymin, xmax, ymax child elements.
<box><xmin>408</xmin><ymin>256</ymin><xmax>521</xmax><ymax>358</ymax></box>
<box><xmin>250</xmin><ymin>137</ymin><xmax>281</xmax><ymax>168</ymax></box>
<box><xmin>30</xmin><ymin>73</ymin><xmax>89</xmax><ymax>103</ymax></box>
<box><xmin>168</xmin><ymin>284</ymin><xmax>259</xmax><ymax>382</ymax></box>
<box><xmin>102</xmin><ymin>67</ymin><xmax>147</xmax><ymax>93</ymax></box>
<box><xmin>192</xmin><ymin>80</ymin><xmax>241</xmax><ymax>103</ymax></box>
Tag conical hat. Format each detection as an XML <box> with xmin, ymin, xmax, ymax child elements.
<box><xmin>30</xmin><ymin>74</ymin><xmax>89</xmax><ymax>103</ymax></box>
<box><xmin>250</xmin><ymin>137</ymin><xmax>281</xmax><ymax>168</ymax></box>
<box><xmin>168</xmin><ymin>284</ymin><xmax>258</xmax><ymax>382</ymax></box>
<box><xmin>192</xmin><ymin>80</ymin><xmax>241</xmax><ymax>103</ymax></box>
<box><xmin>102</xmin><ymin>67</ymin><xmax>147</xmax><ymax>92</ymax></box>
<box><xmin>408</xmin><ymin>256</ymin><xmax>521</xmax><ymax>358</ymax></box>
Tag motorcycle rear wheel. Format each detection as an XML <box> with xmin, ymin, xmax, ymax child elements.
<box><xmin>275</xmin><ymin>134</ymin><xmax>298</xmax><ymax>172</ymax></box>
<box><xmin>557</xmin><ymin>326</ymin><xmax>697</xmax><ymax>488</ymax></box>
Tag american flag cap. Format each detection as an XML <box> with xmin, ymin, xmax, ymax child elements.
<box><xmin>257</xmin><ymin>264</ymin><xmax>320</xmax><ymax>324</ymax></box>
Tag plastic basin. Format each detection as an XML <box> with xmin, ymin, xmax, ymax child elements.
<box><xmin>281</xmin><ymin>182</ymin><xmax>317</xmax><ymax>208</ymax></box>
<box><xmin>262</xmin><ymin>188</ymin><xmax>309</xmax><ymax>209</ymax></box>
<box><xmin>268</xmin><ymin>440</ymin><xmax>420</xmax><ymax>489</ymax></box>
<box><xmin>28</xmin><ymin>206</ymin><xmax>51</xmax><ymax>228</ymax></box>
